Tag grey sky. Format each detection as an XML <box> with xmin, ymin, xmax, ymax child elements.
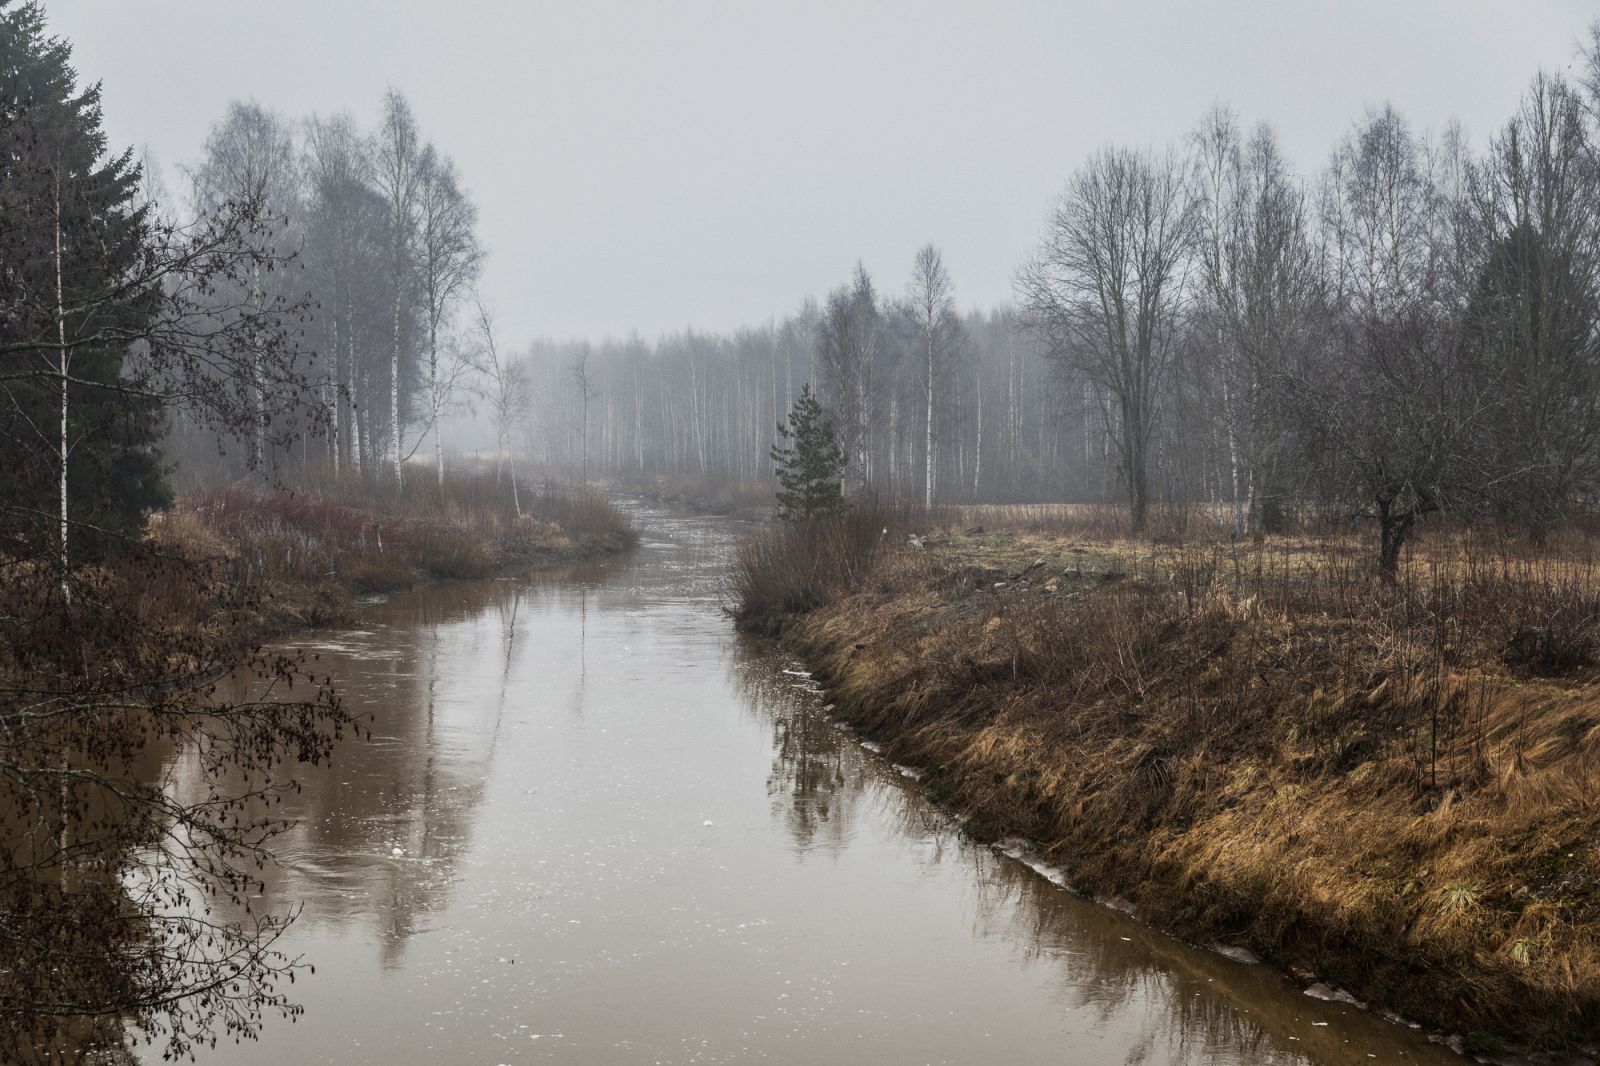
<box><xmin>48</xmin><ymin>0</ymin><xmax>1599</xmax><ymax>345</ymax></box>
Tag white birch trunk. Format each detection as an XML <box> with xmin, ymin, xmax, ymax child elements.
<box><xmin>973</xmin><ymin>373</ymin><xmax>983</xmax><ymax>496</ymax></box>
<box><xmin>431</xmin><ymin>322</ymin><xmax>444</xmax><ymax>488</ymax></box>
<box><xmin>391</xmin><ymin>297</ymin><xmax>403</xmax><ymax>487</ymax></box>
<box><xmin>54</xmin><ymin>171</ymin><xmax>70</xmax><ymax>601</ymax></box>
<box><xmin>924</xmin><ymin>332</ymin><xmax>935</xmax><ymax>508</ymax></box>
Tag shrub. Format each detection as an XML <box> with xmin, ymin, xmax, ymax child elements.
<box><xmin>728</xmin><ymin>496</ymin><xmax>920</xmax><ymax>635</ymax></box>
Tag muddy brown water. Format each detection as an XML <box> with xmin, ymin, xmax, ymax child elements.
<box><xmin>154</xmin><ymin>505</ymin><xmax>1464</xmax><ymax>1065</ymax></box>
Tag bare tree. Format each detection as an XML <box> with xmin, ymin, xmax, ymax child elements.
<box><xmin>570</xmin><ymin>346</ymin><xmax>596</xmax><ymax>487</ymax></box>
<box><xmin>1580</xmin><ymin>19</ymin><xmax>1600</xmax><ymax>122</ymax></box>
<box><xmin>1306</xmin><ymin>105</ymin><xmax>1480</xmax><ymax>577</ymax></box>
<box><xmin>470</xmin><ymin>299</ymin><xmax>529</xmax><ymax>514</ymax></box>
<box><xmin>816</xmin><ymin>264</ymin><xmax>884</xmax><ymax>490</ymax></box>
<box><xmin>372</xmin><ymin>89</ymin><xmax>424</xmax><ymax>487</ymax></box>
<box><xmin>1018</xmin><ymin>146</ymin><xmax>1195</xmax><ymax>532</ymax></box>
<box><xmin>416</xmin><ymin>147</ymin><xmax>481</xmax><ymax>487</ymax></box>
<box><xmin>302</xmin><ymin>112</ymin><xmax>376</xmax><ymax>477</ymax></box>
<box><xmin>1191</xmin><ymin>109</ymin><xmax>1320</xmax><ymax>535</ymax></box>
<box><xmin>190</xmin><ymin>100</ymin><xmax>301</xmax><ymax>474</ymax></box>
<box><xmin>903</xmin><ymin>245</ymin><xmax>964</xmax><ymax>507</ymax></box>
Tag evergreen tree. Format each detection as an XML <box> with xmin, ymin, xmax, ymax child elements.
<box><xmin>0</xmin><ymin>0</ymin><xmax>169</xmax><ymax>565</ymax></box>
<box><xmin>770</xmin><ymin>383</ymin><xmax>847</xmax><ymax>521</ymax></box>
<box><xmin>1460</xmin><ymin>220</ymin><xmax>1600</xmax><ymax>535</ymax></box>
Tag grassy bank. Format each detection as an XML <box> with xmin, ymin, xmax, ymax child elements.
<box><xmin>156</xmin><ymin>471</ymin><xmax>638</xmax><ymax>634</ymax></box>
<box><xmin>733</xmin><ymin>502</ymin><xmax>1600</xmax><ymax>1057</ymax></box>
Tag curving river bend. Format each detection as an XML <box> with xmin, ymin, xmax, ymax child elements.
<box><xmin>166</xmin><ymin>505</ymin><xmax>1461</xmax><ymax>1065</ymax></box>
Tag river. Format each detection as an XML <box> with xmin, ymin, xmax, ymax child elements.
<box><xmin>162</xmin><ymin>504</ymin><xmax>1462</xmax><ymax>1065</ymax></box>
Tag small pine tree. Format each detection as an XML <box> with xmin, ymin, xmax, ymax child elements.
<box><xmin>771</xmin><ymin>384</ymin><xmax>847</xmax><ymax>522</ymax></box>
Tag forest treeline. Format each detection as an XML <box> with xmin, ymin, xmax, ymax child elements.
<box><xmin>153</xmin><ymin>21</ymin><xmax>1600</xmax><ymax>583</ymax></box>
<box><xmin>503</xmin><ymin>27</ymin><xmax>1600</xmax><ymax>577</ymax></box>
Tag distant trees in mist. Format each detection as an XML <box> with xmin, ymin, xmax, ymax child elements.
<box><xmin>508</xmin><ymin>27</ymin><xmax>1600</xmax><ymax>571</ymax></box>
<box><xmin>517</xmin><ymin>290</ymin><xmax>1069</xmax><ymax>505</ymax></box>
<box><xmin>155</xmin><ymin>19</ymin><xmax>1600</xmax><ymax>571</ymax></box>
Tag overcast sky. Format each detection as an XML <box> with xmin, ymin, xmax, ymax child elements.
<box><xmin>46</xmin><ymin>1</ymin><xmax>1600</xmax><ymax>345</ymax></box>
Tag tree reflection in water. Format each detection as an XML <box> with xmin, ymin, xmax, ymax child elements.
<box><xmin>735</xmin><ymin>645</ymin><xmax>859</xmax><ymax>853</ymax></box>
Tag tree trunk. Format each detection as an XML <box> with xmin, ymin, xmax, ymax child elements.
<box><xmin>925</xmin><ymin>335</ymin><xmax>935</xmax><ymax>509</ymax></box>
<box><xmin>430</xmin><ymin>319</ymin><xmax>444</xmax><ymax>489</ymax></box>
<box><xmin>973</xmin><ymin>373</ymin><xmax>982</xmax><ymax>496</ymax></box>
<box><xmin>54</xmin><ymin>170</ymin><xmax>69</xmax><ymax>602</ymax></box>
<box><xmin>249</xmin><ymin>263</ymin><xmax>265</xmax><ymax>475</ymax></box>
<box><xmin>347</xmin><ymin>292</ymin><xmax>363</xmax><ymax>476</ymax></box>
<box><xmin>350</xmin><ymin>359</ymin><xmax>365</xmax><ymax>477</ymax></box>
<box><xmin>390</xmin><ymin>294</ymin><xmax>403</xmax><ymax>487</ymax></box>
<box><xmin>1125</xmin><ymin>398</ymin><xmax>1149</xmax><ymax>535</ymax></box>
<box><xmin>1223</xmin><ymin>380</ymin><xmax>1243</xmax><ymax>538</ymax></box>
<box><xmin>1377</xmin><ymin>497</ymin><xmax>1413</xmax><ymax>583</ymax></box>
<box><xmin>330</xmin><ymin>309</ymin><xmax>341</xmax><ymax>478</ymax></box>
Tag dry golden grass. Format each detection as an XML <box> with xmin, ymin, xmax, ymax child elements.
<box><xmin>743</xmin><ymin>508</ymin><xmax>1600</xmax><ymax>1054</ymax></box>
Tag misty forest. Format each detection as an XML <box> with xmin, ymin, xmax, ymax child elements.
<box><xmin>8</xmin><ymin>2</ymin><xmax>1600</xmax><ymax>1063</ymax></box>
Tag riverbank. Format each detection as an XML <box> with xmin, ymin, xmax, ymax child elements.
<box><xmin>595</xmin><ymin>473</ymin><xmax>774</xmax><ymax>519</ymax></box>
<box><xmin>155</xmin><ymin>474</ymin><xmax>638</xmax><ymax>637</ymax></box>
<box><xmin>732</xmin><ymin>505</ymin><xmax>1600</xmax><ymax>1058</ymax></box>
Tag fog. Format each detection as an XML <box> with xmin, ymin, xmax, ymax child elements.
<box><xmin>14</xmin><ymin>4</ymin><xmax>1600</xmax><ymax>1059</ymax></box>
<box><xmin>50</xmin><ymin>0</ymin><xmax>1597</xmax><ymax>342</ymax></box>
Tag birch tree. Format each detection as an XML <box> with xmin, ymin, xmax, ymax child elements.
<box><xmin>816</xmin><ymin>264</ymin><xmax>884</xmax><ymax>490</ymax></box>
<box><xmin>903</xmin><ymin>245</ymin><xmax>964</xmax><ymax>507</ymax></box>
<box><xmin>415</xmin><ymin>147</ymin><xmax>481</xmax><ymax>486</ymax></box>
<box><xmin>1191</xmin><ymin>109</ymin><xmax>1319</xmax><ymax>535</ymax></box>
<box><xmin>191</xmin><ymin>100</ymin><xmax>300</xmax><ymax>474</ymax></box>
<box><xmin>373</xmin><ymin>89</ymin><xmax>424</xmax><ymax>486</ymax></box>
<box><xmin>470</xmin><ymin>299</ymin><xmax>529</xmax><ymax>514</ymax></box>
<box><xmin>302</xmin><ymin>112</ymin><xmax>381</xmax><ymax>476</ymax></box>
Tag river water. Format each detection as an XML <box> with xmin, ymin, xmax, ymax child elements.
<box><xmin>167</xmin><ymin>505</ymin><xmax>1461</xmax><ymax>1066</ymax></box>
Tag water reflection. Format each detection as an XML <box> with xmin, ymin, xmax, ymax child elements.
<box><xmin>735</xmin><ymin>648</ymin><xmax>857</xmax><ymax>853</ymax></box>
<box><xmin>157</xmin><ymin>505</ymin><xmax>1462</xmax><ymax>1066</ymax></box>
<box><xmin>209</xmin><ymin>585</ymin><xmax>515</xmax><ymax>963</ymax></box>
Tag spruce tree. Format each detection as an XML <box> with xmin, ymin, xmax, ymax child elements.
<box><xmin>770</xmin><ymin>384</ymin><xmax>847</xmax><ymax>521</ymax></box>
<box><xmin>0</xmin><ymin>0</ymin><xmax>169</xmax><ymax>564</ymax></box>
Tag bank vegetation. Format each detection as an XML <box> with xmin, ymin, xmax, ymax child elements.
<box><xmin>733</xmin><ymin>499</ymin><xmax>1600</xmax><ymax>1056</ymax></box>
<box><xmin>160</xmin><ymin>470</ymin><xmax>637</xmax><ymax>633</ymax></box>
